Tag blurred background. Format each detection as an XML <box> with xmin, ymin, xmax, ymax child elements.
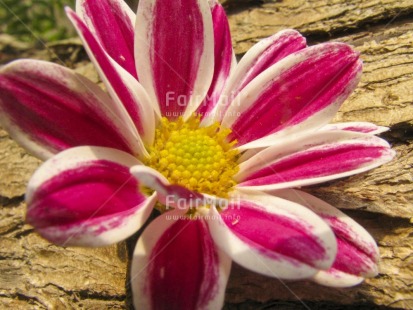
<box><xmin>0</xmin><ymin>0</ymin><xmax>139</xmax><ymax>44</ymax></box>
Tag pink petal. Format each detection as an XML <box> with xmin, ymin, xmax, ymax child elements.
<box><xmin>331</xmin><ymin>238</ymin><xmax>378</xmax><ymax>276</ymax></box>
<box><xmin>26</xmin><ymin>146</ymin><xmax>156</xmax><ymax>246</ymax></box>
<box><xmin>321</xmin><ymin>122</ymin><xmax>389</xmax><ymax>135</ymax></box>
<box><xmin>237</xmin><ymin>131</ymin><xmax>395</xmax><ymax>191</ymax></box>
<box><xmin>196</xmin><ymin>1</ymin><xmax>234</xmax><ymax>120</ymax></box>
<box><xmin>221</xmin><ymin>43</ymin><xmax>362</xmax><ymax>149</ymax></box>
<box><xmin>206</xmin><ymin>192</ymin><xmax>337</xmax><ymax>279</ymax></box>
<box><xmin>234</xmin><ymin>120</ymin><xmax>388</xmax><ymax>156</ymax></box>
<box><xmin>312</xmin><ymin>269</ymin><xmax>364</xmax><ymax>288</ymax></box>
<box><xmin>130</xmin><ymin>165</ymin><xmax>204</xmax><ymax>210</ymax></box>
<box><xmin>76</xmin><ymin>0</ymin><xmax>137</xmax><ymax>78</ymax></box>
<box><xmin>0</xmin><ymin>59</ymin><xmax>144</xmax><ymax>159</ymax></box>
<box><xmin>274</xmin><ymin>189</ymin><xmax>379</xmax><ymax>287</ymax></box>
<box><xmin>212</xmin><ymin>29</ymin><xmax>306</xmax><ymax>123</ymax></box>
<box><xmin>132</xmin><ymin>210</ymin><xmax>231</xmax><ymax>310</ymax></box>
<box><xmin>135</xmin><ymin>0</ymin><xmax>214</xmax><ymax>119</ymax></box>
<box><xmin>67</xmin><ymin>8</ymin><xmax>155</xmax><ymax>145</ymax></box>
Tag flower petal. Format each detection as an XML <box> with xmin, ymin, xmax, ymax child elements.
<box><xmin>130</xmin><ymin>165</ymin><xmax>204</xmax><ymax>210</ymax></box>
<box><xmin>135</xmin><ymin>0</ymin><xmax>214</xmax><ymax>119</ymax></box>
<box><xmin>212</xmin><ymin>29</ymin><xmax>306</xmax><ymax>123</ymax></box>
<box><xmin>274</xmin><ymin>190</ymin><xmax>379</xmax><ymax>286</ymax></box>
<box><xmin>0</xmin><ymin>59</ymin><xmax>144</xmax><ymax>159</ymax></box>
<box><xmin>76</xmin><ymin>0</ymin><xmax>137</xmax><ymax>78</ymax></box>
<box><xmin>26</xmin><ymin>146</ymin><xmax>156</xmax><ymax>247</ymax></box>
<box><xmin>196</xmin><ymin>1</ymin><xmax>234</xmax><ymax>120</ymax></box>
<box><xmin>320</xmin><ymin>122</ymin><xmax>389</xmax><ymax>135</ymax></box>
<box><xmin>206</xmin><ymin>192</ymin><xmax>337</xmax><ymax>279</ymax></box>
<box><xmin>67</xmin><ymin>8</ymin><xmax>155</xmax><ymax>146</ymax></box>
<box><xmin>132</xmin><ymin>210</ymin><xmax>231</xmax><ymax>310</ymax></box>
<box><xmin>221</xmin><ymin>43</ymin><xmax>362</xmax><ymax>149</ymax></box>
<box><xmin>238</xmin><ymin>121</ymin><xmax>388</xmax><ymax>156</ymax></box>
<box><xmin>312</xmin><ymin>269</ymin><xmax>364</xmax><ymax>288</ymax></box>
<box><xmin>237</xmin><ymin>131</ymin><xmax>395</xmax><ymax>191</ymax></box>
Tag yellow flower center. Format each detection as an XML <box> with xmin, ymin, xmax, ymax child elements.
<box><xmin>144</xmin><ymin>116</ymin><xmax>239</xmax><ymax>198</ymax></box>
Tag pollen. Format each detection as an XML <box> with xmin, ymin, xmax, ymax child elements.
<box><xmin>144</xmin><ymin>116</ymin><xmax>239</xmax><ymax>197</ymax></box>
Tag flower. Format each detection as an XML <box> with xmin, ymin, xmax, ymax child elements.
<box><xmin>0</xmin><ymin>0</ymin><xmax>395</xmax><ymax>309</ymax></box>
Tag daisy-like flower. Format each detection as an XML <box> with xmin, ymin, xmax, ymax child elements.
<box><xmin>0</xmin><ymin>0</ymin><xmax>395</xmax><ymax>308</ymax></box>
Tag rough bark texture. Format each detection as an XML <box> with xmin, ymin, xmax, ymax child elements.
<box><xmin>1</xmin><ymin>0</ymin><xmax>412</xmax><ymax>309</ymax></box>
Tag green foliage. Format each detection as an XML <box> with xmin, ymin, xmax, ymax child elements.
<box><xmin>0</xmin><ymin>0</ymin><xmax>76</xmax><ymax>43</ymax></box>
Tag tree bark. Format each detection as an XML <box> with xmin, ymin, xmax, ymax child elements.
<box><xmin>1</xmin><ymin>0</ymin><xmax>412</xmax><ymax>309</ymax></box>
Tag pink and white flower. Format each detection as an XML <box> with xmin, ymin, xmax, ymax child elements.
<box><xmin>0</xmin><ymin>0</ymin><xmax>395</xmax><ymax>308</ymax></box>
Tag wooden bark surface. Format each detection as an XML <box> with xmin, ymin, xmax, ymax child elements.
<box><xmin>1</xmin><ymin>0</ymin><xmax>412</xmax><ymax>309</ymax></box>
